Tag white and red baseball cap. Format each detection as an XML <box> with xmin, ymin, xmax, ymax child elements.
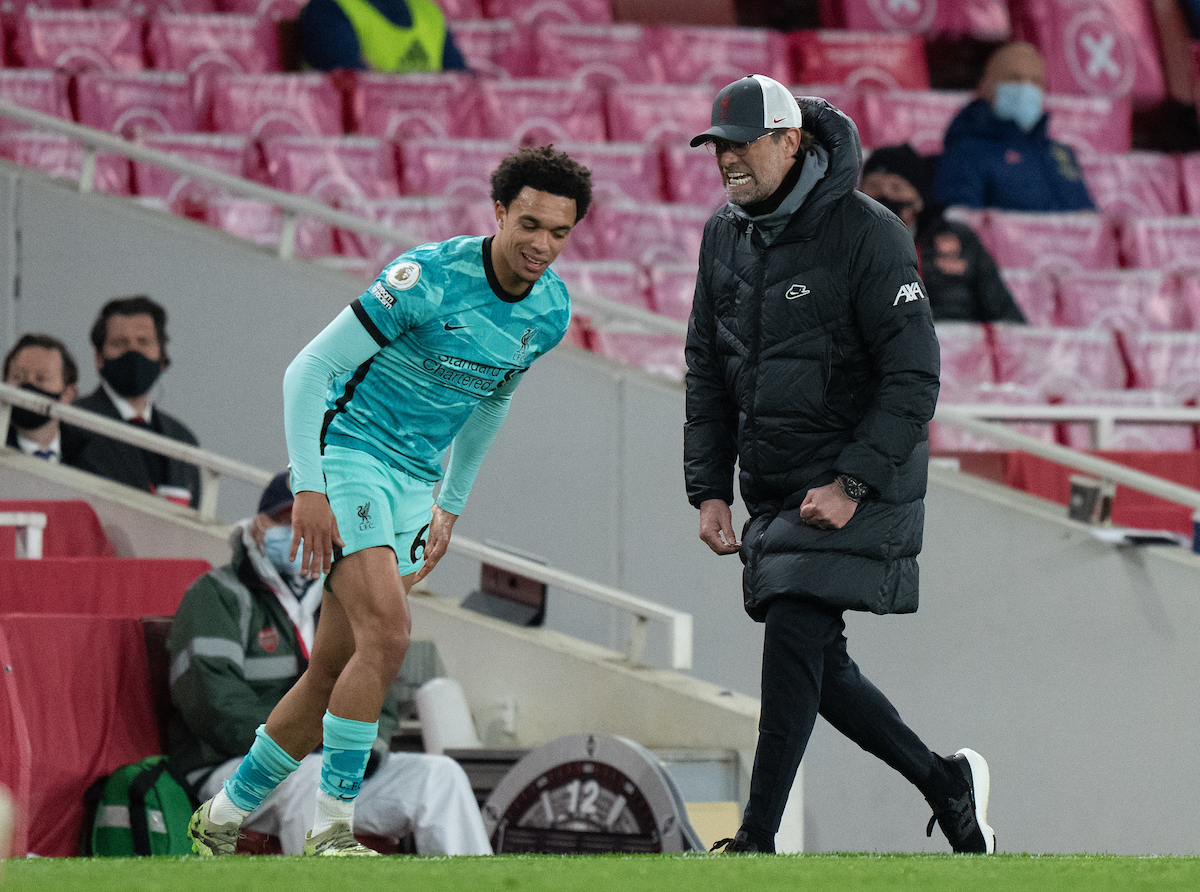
<box><xmin>690</xmin><ymin>74</ymin><xmax>804</xmax><ymax>147</ymax></box>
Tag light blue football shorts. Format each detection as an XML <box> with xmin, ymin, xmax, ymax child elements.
<box><xmin>322</xmin><ymin>443</ymin><xmax>435</xmax><ymax>577</ymax></box>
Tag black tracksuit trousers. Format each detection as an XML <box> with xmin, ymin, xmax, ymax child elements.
<box><xmin>739</xmin><ymin>596</ymin><xmax>938</xmax><ymax>842</ymax></box>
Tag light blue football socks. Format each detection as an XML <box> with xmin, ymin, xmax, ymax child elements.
<box><xmin>219</xmin><ymin>724</ymin><xmax>302</xmax><ymax>818</ymax></box>
<box><xmin>311</xmin><ymin>711</ymin><xmax>379</xmax><ymax>836</ymax></box>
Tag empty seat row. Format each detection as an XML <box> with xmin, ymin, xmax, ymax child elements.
<box><xmin>1001</xmin><ymin>268</ymin><xmax>1200</xmax><ymax>333</ymax></box>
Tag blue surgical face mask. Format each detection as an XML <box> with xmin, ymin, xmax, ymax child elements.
<box><xmin>262</xmin><ymin>525</ymin><xmax>303</xmax><ymax>577</ymax></box>
<box><xmin>993</xmin><ymin>82</ymin><xmax>1043</xmax><ymax>132</ymax></box>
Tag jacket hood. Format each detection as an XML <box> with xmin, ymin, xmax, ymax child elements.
<box><xmin>943</xmin><ymin>96</ymin><xmax>1049</xmax><ymax>147</ymax></box>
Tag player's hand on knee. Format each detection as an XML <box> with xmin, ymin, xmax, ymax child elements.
<box><xmin>413</xmin><ymin>504</ymin><xmax>458</xmax><ymax>584</ymax></box>
<box><xmin>291</xmin><ymin>490</ymin><xmax>342</xmax><ymax>579</ymax></box>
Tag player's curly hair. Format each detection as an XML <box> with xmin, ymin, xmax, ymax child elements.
<box><xmin>490</xmin><ymin>145</ymin><xmax>593</xmax><ymax>223</ymax></box>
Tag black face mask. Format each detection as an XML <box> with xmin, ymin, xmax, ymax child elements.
<box><xmin>10</xmin><ymin>382</ymin><xmax>63</xmax><ymax>430</ymax></box>
<box><xmin>101</xmin><ymin>350</ymin><xmax>162</xmax><ymax>398</ymax></box>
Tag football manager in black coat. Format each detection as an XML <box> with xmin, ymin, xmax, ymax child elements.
<box><xmin>684</xmin><ymin>75</ymin><xmax>995</xmax><ymax>855</ymax></box>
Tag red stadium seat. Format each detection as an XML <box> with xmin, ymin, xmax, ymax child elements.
<box><xmin>605</xmin><ymin>82</ymin><xmax>712</xmax><ymax>147</ymax></box>
<box><xmin>1043</xmin><ymin>93</ymin><xmax>1132</xmax><ymax>157</ymax></box>
<box><xmin>1059</xmin><ymin>388</ymin><xmax>1197</xmax><ymax>451</ymax></box>
<box><xmin>663</xmin><ymin>144</ymin><xmax>725</xmax><ymax>209</ymax></box>
<box><xmin>647</xmin><ymin>262</ymin><xmax>698</xmax><ymax>322</ymax></box>
<box><xmin>349</xmin><ymin>71</ymin><xmax>481</xmax><ymax>140</ymax></box>
<box><xmin>553</xmin><ymin>260</ymin><xmax>649</xmax><ymax>311</ymax></box>
<box><xmin>213</xmin><ymin>0</ymin><xmax>303</xmax><ymax>18</ymax></box>
<box><xmin>0</xmin><ymin>499</ymin><xmax>114</xmax><ymax>558</ymax></box>
<box><xmin>981</xmin><ymin>211</ymin><xmax>1118</xmax><ymax>273</ymax></box>
<box><xmin>398</xmin><ymin>137</ymin><xmax>512</xmax><ymax>201</ymax></box>
<box><xmin>90</xmin><ymin>0</ymin><xmax>216</xmax><ymax>13</ymax></box>
<box><xmin>1125</xmin><ymin>331</ymin><xmax>1200</xmax><ymax>401</ymax></box>
<box><xmin>1</xmin><ymin>0</ymin><xmax>85</xmax><ymax>12</ymax></box>
<box><xmin>534</xmin><ymin>22</ymin><xmax>661</xmax><ymax>88</ymax></box>
<box><xmin>591</xmin><ymin>331</ymin><xmax>687</xmax><ymax>381</ymax></box>
<box><xmin>438</xmin><ymin>0</ymin><xmax>483</xmax><ymax>19</ymax></box>
<box><xmin>201</xmin><ymin>196</ymin><xmax>336</xmax><ymax>259</ymax></box>
<box><xmin>132</xmin><ymin>132</ymin><xmax>250</xmax><ymax>214</ymax></box>
<box><xmin>1180</xmin><ymin>152</ymin><xmax>1200</xmax><ymax>214</ymax></box>
<box><xmin>12</xmin><ymin>9</ymin><xmax>145</xmax><ymax>74</ymax></box>
<box><xmin>788</xmin><ymin>30</ymin><xmax>930</xmax><ymax>91</ymax></box>
<box><xmin>262</xmin><ymin>135</ymin><xmax>399</xmax><ymax>205</ymax></box>
<box><xmin>929</xmin><ymin>381</ymin><xmax>1055</xmax><ymax>451</ymax></box>
<box><xmin>336</xmin><ymin>195</ymin><xmax>472</xmax><ymax>265</ymax></box>
<box><xmin>452</xmin><ymin>19</ymin><xmax>537</xmax><ymax>78</ymax></box>
<box><xmin>1056</xmin><ymin>269</ymin><xmax>1187</xmax><ymax>334</ymax></box>
<box><xmin>999</xmin><ymin>269</ymin><xmax>1057</xmax><ymax>327</ymax></box>
<box><xmin>0</xmin><ymin>132</ymin><xmax>130</xmax><ymax>193</ymax></box>
<box><xmin>1176</xmin><ymin>274</ymin><xmax>1200</xmax><ymax>329</ymax></box>
<box><xmin>587</xmin><ymin>201</ymin><xmax>709</xmax><ymax>266</ymax></box>
<box><xmin>73</xmin><ymin>70</ymin><xmax>196</xmax><ymax>139</ymax></box>
<box><xmin>1010</xmin><ymin>0</ymin><xmax>1165</xmax><ymax>106</ymax></box>
<box><xmin>206</xmin><ymin>73</ymin><xmax>343</xmax><ymax>140</ymax></box>
<box><xmin>656</xmin><ymin>26</ymin><xmax>790</xmax><ymax>91</ymax></box>
<box><xmin>1119</xmin><ymin>216</ymin><xmax>1200</xmax><ymax>273</ymax></box>
<box><xmin>478</xmin><ymin>78</ymin><xmax>606</xmax><ymax>144</ymax></box>
<box><xmin>991</xmin><ymin>325</ymin><xmax>1128</xmax><ymax>396</ymax></box>
<box><xmin>790</xmin><ymin>83</ymin><xmax>862</xmax><ymax>126</ymax></box>
<box><xmin>857</xmin><ymin>89</ymin><xmax>970</xmax><ymax>153</ymax></box>
<box><xmin>0</xmin><ymin>69</ymin><xmax>71</xmax><ymax>135</ymax></box>
<box><xmin>486</xmin><ymin>0</ymin><xmax>610</xmax><ymax>25</ymax></box>
<box><xmin>1079</xmin><ymin>152</ymin><xmax>1181</xmax><ymax>221</ymax></box>
<box><xmin>934</xmin><ymin>321</ymin><xmax>994</xmax><ymax>399</ymax></box>
<box><xmin>822</xmin><ymin>0</ymin><xmax>1011</xmax><ymax>39</ymax></box>
<box><xmin>553</xmin><ymin>141</ymin><xmax>663</xmax><ymax>204</ymax></box>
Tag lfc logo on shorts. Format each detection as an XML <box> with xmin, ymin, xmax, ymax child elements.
<box><xmin>258</xmin><ymin>626</ymin><xmax>279</xmax><ymax>653</ymax></box>
<box><xmin>358</xmin><ymin>502</ymin><xmax>374</xmax><ymax>530</ymax></box>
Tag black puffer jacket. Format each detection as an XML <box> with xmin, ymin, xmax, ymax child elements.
<box><xmin>684</xmin><ymin>98</ymin><xmax>941</xmax><ymax>619</ymax></box>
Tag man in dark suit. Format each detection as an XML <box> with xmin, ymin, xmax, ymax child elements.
<box><xmin>3</xmin><ymin>333</ymin><xmax>88</xmax><ymax>464</ymax></box>
<box><xmin>74</xmin><ymin>295</ymin><xmax>201</xmax><ymax>507</ymax></box>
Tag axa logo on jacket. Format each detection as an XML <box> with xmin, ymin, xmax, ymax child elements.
<box><xmin>893</xmin><ymin>281</ymin><xmax>927</xmax><ymax>306</ymax></box>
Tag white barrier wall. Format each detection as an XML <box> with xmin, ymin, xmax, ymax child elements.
<box><xmin>4</xmin><ymin>168</ymin><xmax>1200</xmax><ymax>853</ymax></box>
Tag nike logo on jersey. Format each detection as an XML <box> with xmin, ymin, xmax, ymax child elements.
<box><xmin>444</xmin><ymin>322</ymin><xmax>468</xmax><ymax>331</ymax></box>
<box><xmin>785</xmin><ymin>284</ymin><xmax>810</xmax><ymax>299</ymax></box>
<box><xmin>893</xmin><ymin>281</ymin><xmax>926</xmax><ymax>306</ymax></box>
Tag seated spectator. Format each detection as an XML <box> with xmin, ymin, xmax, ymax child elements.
<box><xmin>933</xmin><ymin>41</ymin><xmax>1094</xmax><ymax>212</ymax></box>
<box><xmin>167</xmin><ymin>472</ymin><xmax>491</xmax><ymax>855</ymax></box>
<box><xmin>3</xmin><ymin>333</ymin><xmax>88</xmax><ymax>463</ymax></box>
<box><xmin>74</xmin><ymin>295</ymin><xmax>201</xmax><ymax>507</ymax></box>
<box><xmin>862</xmin><ymin>144</ymin><xmax>1026</xmax><ymax>324</ymax></box>
<box><xmin>296</xmin><ymin>0</ymin><xmax>468</xmax><ymax>73</ymax></box>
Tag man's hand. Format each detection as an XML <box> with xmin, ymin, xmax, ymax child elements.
<box><xmin>413</xmin><ymin>504</ymin><xmax>458</xmax><ymax>584</ymax></box>
<box><xmin>699</xmin><ymin>498</ymin><xmax>741</xmax><ymax>555</ymax></box>
<box><xmin>290</xmin><ymin>490</ymin><xmax>343</xmax><ymax>579</ymax></box>
<box><xmin>798</xmin><ymin>481</ymin><xmax>858</xmax><ymax>531</ymax></box>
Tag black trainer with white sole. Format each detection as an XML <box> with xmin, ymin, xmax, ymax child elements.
<box><xmin>926</xmin><ymin>748</ymin><xmax>995</xmax><ymax>854</ymax></box>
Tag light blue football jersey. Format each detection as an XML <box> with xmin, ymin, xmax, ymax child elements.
<box><xmin>321</xmin><ymin>235</ymin><xmax>571</xmax><ymax>482</ymax></box>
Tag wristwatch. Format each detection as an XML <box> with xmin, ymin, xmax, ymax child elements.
<box><xmin>836</xmin><ymin>474</ymin><xmax>870</xmax><ymax>502</ymax></box>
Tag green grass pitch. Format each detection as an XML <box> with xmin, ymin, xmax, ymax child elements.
<box><xmin>6</xmin><ymin>853</ymin><xmax>1200</xmax><ymax>892</ymax></box>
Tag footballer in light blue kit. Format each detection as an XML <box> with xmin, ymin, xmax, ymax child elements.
<box><xmin>188</xmin><ymin>146</ymin><xmax>593</xmax><ymax>858</ymax></box>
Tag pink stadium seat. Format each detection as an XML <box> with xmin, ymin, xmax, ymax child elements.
<box><xmin>336</xmin><ymin>196</ymin><xmax>471</xmax><ymax>265</ymax></box>
<box><xmin>1079</xmin><ymin>152</ymin><xmax>1181</xmax><ymax>221</ymax></box>
<box><xmin>0</xmin><ymin>69</ymin><xmax>71</xmax><ymax>135</ymax></box>
<box><xmin>856</xmin><ymin>89</ymin><xmax>970</xmax><ymax>153</ymax></box>
<box><xmin>89</xmin><ymin>0</ymin><xmax>216</xmax><ymax>13</ymax></box>
<box><xmin>478</xmin><ymin>78</ymin><xmax>606</xmax><ymax>144</ymax></box>
<box><xmin>1118</xmin><ymin>216</ymin><xmax>1200</xmax><ymax>273</ymax></box>
<box><xmin>934</xmin><ymin>322</ymin><xmax>994</xmax><ymax>398</ymax></box>
<box><xmin>201</xmin><ymin>196</ymin><xmax>335</xmax><ymax>259</ymax></box>
<box><xmin>981</xmin><ymin>211</ymin><xmax>1118</xmax><ymax>273</ymax></box>
<box><xmin>591</xmin><ymin>331</ymin><xmax>687</xmax><ymax>382</ymax></box>
<box><xmin>457</xmin><ymin>199</ymin><xmax>502</xmax><ymax>237</ymax></box>
<box><xmin>586</xmin><ymin>201</ymin><xmax>709</xmax><ymax>267</ymax></box>
<box><xmin>1177</xmin><ymin>153</ymin><xmax>1200</xmax><ymax>214</ymax></box>
<box><xmin>452</xmin><ymin>20</ymin><xmax>537</xmax><ymax>78</ymax></box>
<box><xmin>1043</xmin><ymin>94</ymin><xmax>1132</xmax><ymax>157</ymax></box>
<box><xmin>486</xmin><ymin>0</ymin><xmax>610</xmax><ymax>25</ymax></box>
<box><xmin>1059</xmin><ymin>388</ymin><xmax>1196</xmax><ymax>451</ymax></box>
<box><xmin>647</xmin><ymin>262</ymin><xmax>698</xmax><ymax>322</ymax></box>
<box><xmin>349</xmin><ymin>72</ymin><xmax>481</xmax><ymax>140</ymax></box>
<box><xmin>73</xmin><ymin>70</ymin><xmax>196</xmax><ymax>139</ymax></box>
<box><xmin>788</xmin><ymin>30</ymin><xmax>930</xmax><ymax>91</ymax></box>
<box><xmin>206</xmin><ymin>73</ymin><xmax>343</xmax><ymax>141</ymax></box>
<box><xmin>1125</xmin><ymin>331</ymin><xmax>1200</xmax><ymax>401</ymax></box>
<box><xmin>131</xmin><ymin>132</ymin><xmax>250</xmax><ymax>214</ymax></box>
<box><xmin>12</xmin><ymin>9</ymin><xmax>145</xmax><ymax>74</ymax></box>
<box><xmin>552</xmin><ymin>260</ymin><xmax>649</xmax><ymax>311</ymax></box>
<box><xmin>553</xmin><ymin>141</ymin><xmax>663</xmax><ymax>204</ymax></box>
<box><xmin>790</xmin><ymin>83</ymin><xmax>861</xmax><ymax>126</ymax></box>
<box><xmin>1056</xmin><ymin>269</ymin><xmax>1187</xmax><ymax>334</ymax></box>
<box><xmin>0</xmin><ymin>132</ymin><xmax>130</xmax><ymax>193</ymax></box>
<box><xmin>605</xmin><ymin>82</ymin><xmax>712</xmax><ymax>147</ymax></box>
<box><xmin>214</xmin><ymin>0</ymin><xmax>303</xmax><ymax>18</ymax></box>
<box><xmin>929</xmin><ymin>381</ymin><xmax>1056</xmax><ymax>451</ymax></box>
<box><xmin>145</xmin><ymin>14</ymin><xmax>281</xmax><ymax>79</ymax></box>
<box><xmin>534</xmin><ymin>22</ymin><xmax>661</xmax><ymax>89</ymax></box>
<box><xmin>438</xmin><ymin>0</ymin><xmax>483</xmax><ymax>19</ymax></box>
<box><xmin>399</xmin><ymin>137</ymin><xmax>512</xmax><ymax>201</ymax></box>
<box><xmin>262</xmin><ymin>135</ymin><xmax>399</xmax><ymax>206</ymax></box>
<box><xmin>998</xmin><ymin>269</ymin><xmax>1057</xmax><ymax>327</ymax></box>
<box><xmin>991</xmin><ymin>325</ymin><xmax>1128</xmax><ymax>397</ymax></box>
<box><xmin>1010</xmin><ymin>0</ymin><xmax>1166</xmax><ymax>106</ymax></box>
<box><xmin>0</xmin><ymin>0</ymin><xmax>85</xmax><ymax>13</ymax></box>
<box><xmin>822</xmin><ymin>0</ymin><xmax>1011</xmax><ymax>39</ymax></box>
<box><xmin>663</xmin><ymin>144</ymin><xmax>725</xmax><ymax>209</ymax></box>
<box><xmin>656</xmin><ymin>26</ymin><xmax>790</xmax><ymax>90</ymax></box>
<box><xmin>1176</xmin><ymin>274</ymin><xmax>1200</xmax><ymax>329</ymax></box>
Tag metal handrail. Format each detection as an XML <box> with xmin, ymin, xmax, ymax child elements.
<box><xmin>938</xmin><ymin>402</ymin><xmax>1200</xmax><ymax>451</ymax></box>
